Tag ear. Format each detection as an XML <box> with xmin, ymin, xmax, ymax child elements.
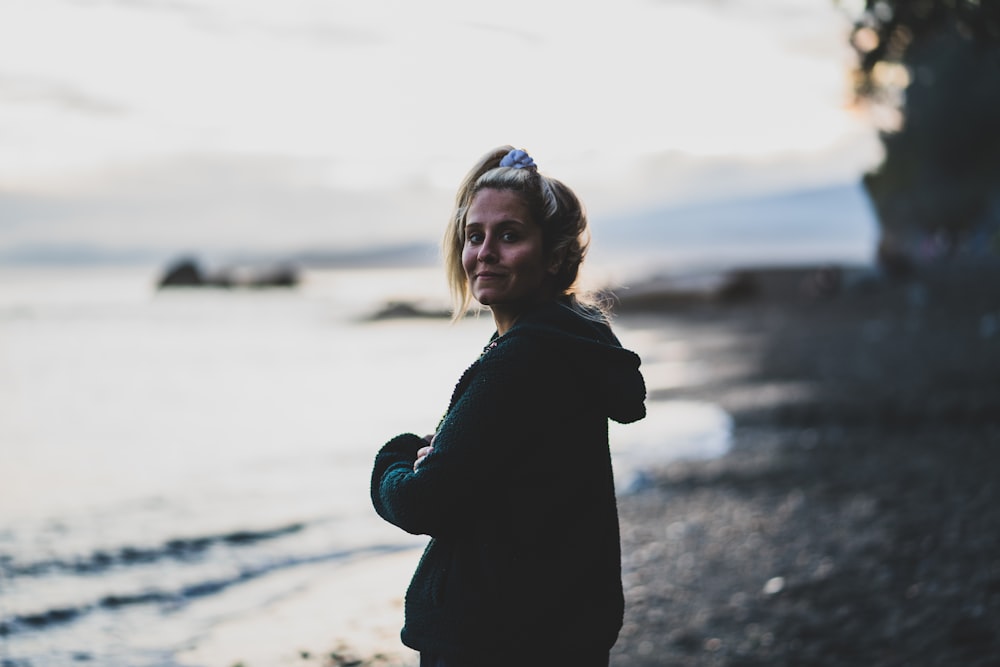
<box><xmin>546</xmin><ymin>249</ymin><xmax>565</xmax><ymax>276</ymax></box>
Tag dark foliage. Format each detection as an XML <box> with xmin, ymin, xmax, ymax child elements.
<box><xmin>841</xmin><ymin>0</ymin><xmax>1000</xmax><ymax>262</ymax></box>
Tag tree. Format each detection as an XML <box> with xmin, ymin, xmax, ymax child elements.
<box><xmin>840</xmin><ymin>0</ymin><xmax>1000</xmax><ymax>269</ymax></box>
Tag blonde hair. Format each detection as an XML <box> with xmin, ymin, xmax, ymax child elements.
<box><xmin>443</xmin><ymin>145</ymin><xmax>604</xmax><ymax>321</ymax></box>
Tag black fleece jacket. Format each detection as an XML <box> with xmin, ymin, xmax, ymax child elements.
<box><xmin>371</xmin><ymin>299</ymin><xmax>646</xmax><ymax>663</ymax></box>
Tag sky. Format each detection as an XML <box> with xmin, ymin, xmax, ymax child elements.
<box><xmin>0</xmin><ymin>0</ymin><xmax>883</xmax><ymax>265</ymax></box>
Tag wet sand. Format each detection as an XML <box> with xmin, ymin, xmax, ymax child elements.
<box><xmin>176</xmin><ymin>548</ymin><xmax>422</xmax><ymax>667</ymax></box>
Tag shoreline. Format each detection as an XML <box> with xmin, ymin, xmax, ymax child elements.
<box><xmin>176</xmin><ymin>548</ymin><xmax>423</xmax><ymax>667</ymax></box>
<box><xmin>181</xmin><ymin>261</ymin><xmax>999</xmax><ymax>666</ymax></box>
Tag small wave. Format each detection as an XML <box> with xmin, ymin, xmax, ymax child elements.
<box><xmin>4</xmin><ymin>522</ymin><xmax>307</xmax><ymax>578</ymax></box>
<box><xmin>0</xmin><ymin>542</ymin><xmax>412</xmax><ymax>637</ymax></box>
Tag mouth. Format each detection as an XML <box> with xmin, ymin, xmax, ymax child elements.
<box><xmin>475</xmin><ymin>272</ymin><xmax>505</xmax><ymax>280</ymax></box>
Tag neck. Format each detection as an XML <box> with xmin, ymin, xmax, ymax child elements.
<box><xmin>491</xmin><ymin>295</ymin><xmax>562</xmax><ymax>336</ymax></box>
<box><xmin>491</xmin><ymin>307</ymin><xmax>519</xmax><ymax>337</ymax></box>
<box><xmin>487</xmin><ymin>285</ymin><xmax>564</xmax><ymax>336</ymax></box>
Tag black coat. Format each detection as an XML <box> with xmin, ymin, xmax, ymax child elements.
<box><xmin>371</xmin><ymin>299</ymin><xmax>646</xmax><ymax>663</ymax></box>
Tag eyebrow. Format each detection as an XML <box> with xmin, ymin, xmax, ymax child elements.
<box><xmin>465</xmin><ymin>219</ymin><xmax>528</xmax><ymax>228</ymax></box>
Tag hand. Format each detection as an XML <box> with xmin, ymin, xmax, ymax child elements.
<box><xmin>414</xmin><ymin>445</ymin><xmax>434</xmax><ymax>471</ymax></box>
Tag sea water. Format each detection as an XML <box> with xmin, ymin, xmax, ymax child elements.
<box><xmin>0</xmin><ymin>264</ymin><xmax>730</xmax><ymax>666</ymax></box>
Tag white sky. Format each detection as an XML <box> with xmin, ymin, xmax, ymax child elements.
<box><xmin>0</xmin><ymin>0</ymin><xmax>882</xmax><ymax>259</ymax></box>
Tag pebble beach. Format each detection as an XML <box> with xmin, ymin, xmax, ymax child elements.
<box><xmin>610</xmin><ymin>262</ymin><xmax>1000</xmax><ymax>666</ymax></box>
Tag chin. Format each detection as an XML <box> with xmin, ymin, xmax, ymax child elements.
<box><xmin>472</xmin><ymin>291</ymin><xmax>500</xmax><ymax>306</ymax></box>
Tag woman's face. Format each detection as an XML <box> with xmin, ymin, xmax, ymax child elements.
<box><xmin>462</xmin><ymin>188</ymin><xmax>554</xmax><ymax>320</ymax></box>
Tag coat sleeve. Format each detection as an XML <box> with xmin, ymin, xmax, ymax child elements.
<box><xmin>369</xmin><ymin>338</ymin><xmax>544</xmax><ymax>537</ymax></box>
<box><xmin>370</xmin><ymin>432</ymin><xmax>427</xmax><ymax>532</ymax></box>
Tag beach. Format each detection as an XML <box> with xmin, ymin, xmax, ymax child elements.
<box><xmin>3</xmin><ymin>261</ymin><xmax>998</xmax><ymax>666</ymax></box>
<box><xmin>226</xmin><ymin>261</ymin><xmax>1000</xmax><ymax>667</ymax></box>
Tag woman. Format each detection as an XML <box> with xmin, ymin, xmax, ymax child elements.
<box><xmin>370</xmin><ymin>146</ymin><xmax>646</xmax><ymax>666</ymax></box>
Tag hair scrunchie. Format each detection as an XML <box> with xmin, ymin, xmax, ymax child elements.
<box><xmin>499</xmin><ymin>148</ymin><xmax>536</xmax><ymax>170</ymax></box>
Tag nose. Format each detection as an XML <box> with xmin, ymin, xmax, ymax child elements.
<box><xmin>477</xmin><ymin>236</ymin><xmax>498</xmax><ymax>263</ymax></box>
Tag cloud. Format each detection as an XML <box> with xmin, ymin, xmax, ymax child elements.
<box><xmin>0</xmin><ymin>73</ymin><xmax>125</xmax><ymax>115</ymax></box>
<box><xmin>62</xmin><ymin>0</ymin><xmax>204</xmax><ymax>19</ymax></box>
<box><xmin>0</xmin><ymin>154</ymin><xmax>451</xmax><ymax>262</ymax></box>
<box><xmin>0</xmin><ymin>0</ymin><xmax>884</xmax><ymax>266</ymax></box>
<box><xmin>0</xmin><ymin>129</ymin><xmax>885</xmax><ymax>267</ymax></box>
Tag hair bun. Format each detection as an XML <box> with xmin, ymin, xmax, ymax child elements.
<box><xmin>499</xmin><ymin>148</ymin><xmax>536</xmax><ymax>170</ymax></box>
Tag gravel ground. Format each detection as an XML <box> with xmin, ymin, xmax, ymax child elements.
<box><xmin>610</xmin><ymin>263</ymin><xmax>1000</xmax><ymax>667</ymax></box>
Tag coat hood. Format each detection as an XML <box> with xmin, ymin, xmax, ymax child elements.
<box><xmin>501</xmin><ymin>300</ymin><xmax>647</xmax><ymax>424</ymax></box>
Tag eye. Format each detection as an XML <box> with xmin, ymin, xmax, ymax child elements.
<box><xmin>501</xmin><ymin>231</ymin><xmax>520</xmax><ymax>242</ymax></box>
<box><xmin>466</xmin><ymin>230</ymin><xmax>484</xmax><ymax>244</ymax></box>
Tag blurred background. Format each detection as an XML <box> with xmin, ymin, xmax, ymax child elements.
<box><xmin>1</xmin><ymin>1</ymin><xmax>998</xmax><ymax>666</ymax></box>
